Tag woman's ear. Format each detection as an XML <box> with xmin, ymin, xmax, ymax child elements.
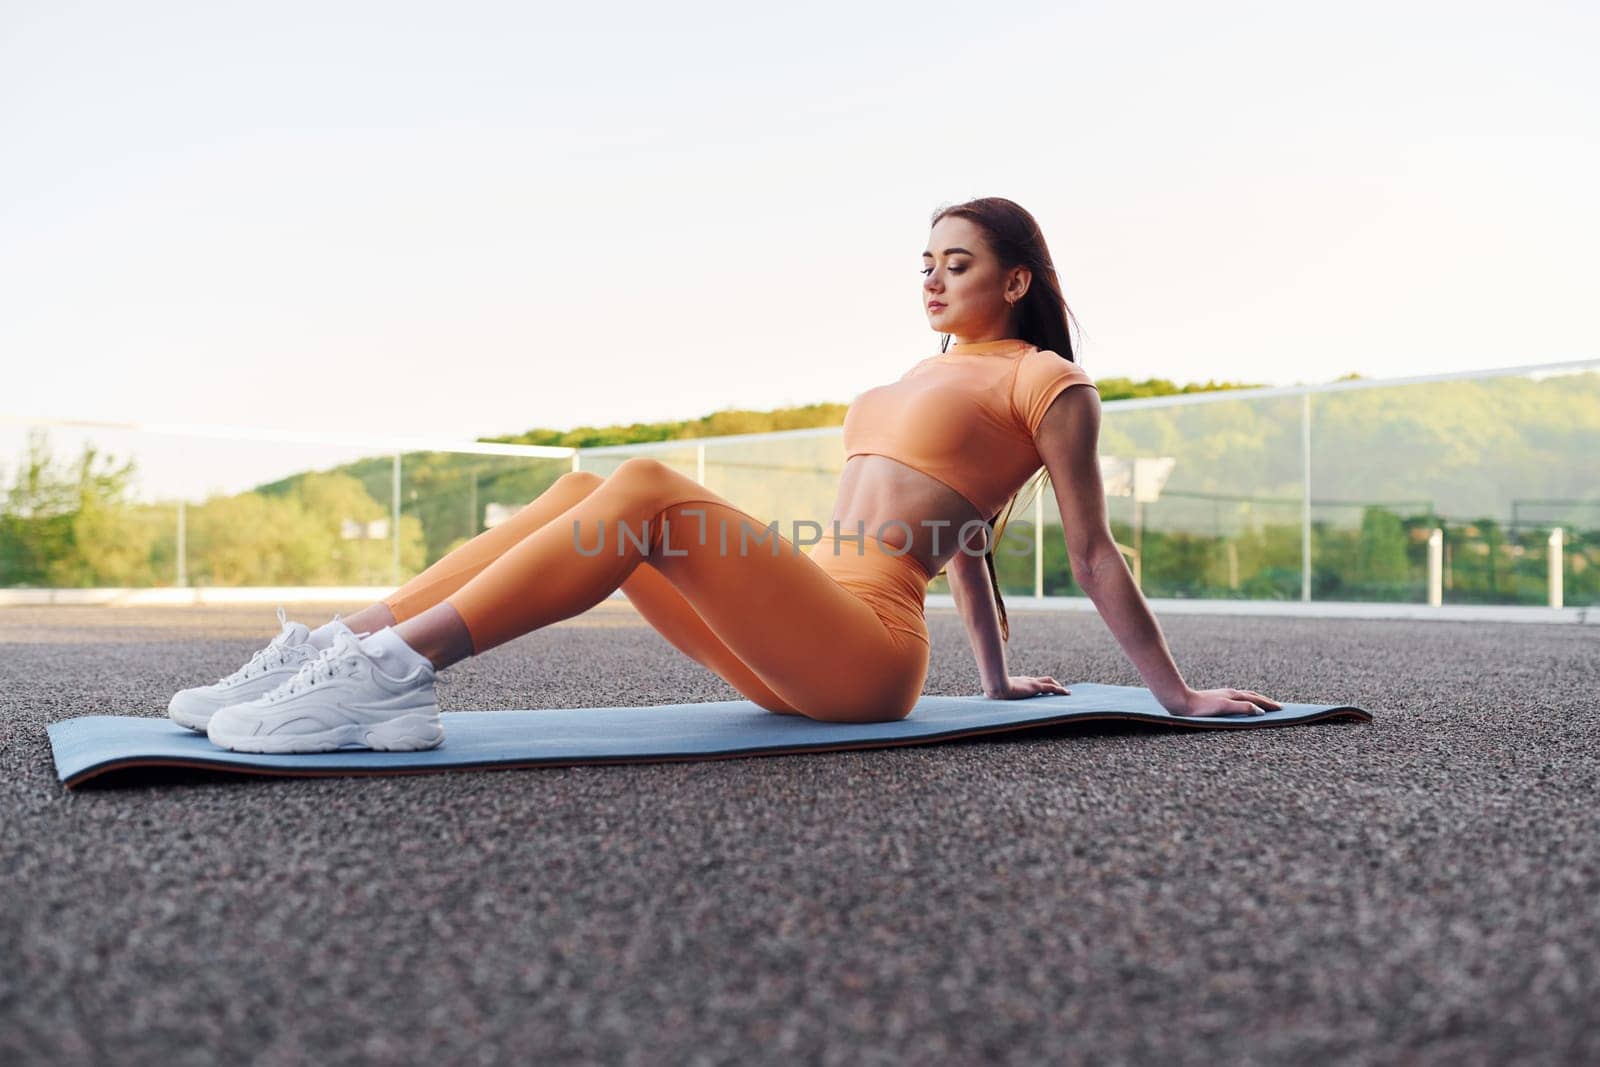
<box><xmin>1007</xmin><ymin>266</ymin><xmax>1032</xmax><ymax>304</ymax></box>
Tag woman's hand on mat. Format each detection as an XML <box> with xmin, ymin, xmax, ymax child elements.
<box><xmin>986</xmin><ymin>676</ymin><xmax>1070</xmax><ymax>700</ymax></box>
<box><xmin>1169</xmin><ymin>687</ymin><xmax>1283</xmax><ymax>717</ymax></box>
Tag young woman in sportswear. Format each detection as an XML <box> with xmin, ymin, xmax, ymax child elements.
<box><xmin>173</xmin><ymin>196</ymin><xmax>1282</xmax><ymax>753</ymax></box>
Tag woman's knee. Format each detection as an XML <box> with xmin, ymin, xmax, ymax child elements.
<box><xmin>608</xmin><ymin>456</ymin><xmax>680</xmax><ymax>487</ymax></box>
<box><xmin>590</xmin><ymin>457</ymin><xmax>696</xmax><ymax>516</ymax></box>
<box><xmin>554</xmin><ymin>469</ymin><xmax>605</xmax><ymax>494</ymax></box>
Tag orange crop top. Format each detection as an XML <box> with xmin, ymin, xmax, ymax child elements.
<box><xmin>841</xmin><ymin>337</ymin><xmax>1098</xmax><ymax>519</ymax></box>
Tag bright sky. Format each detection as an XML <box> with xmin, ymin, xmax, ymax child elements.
<box><xmin>3</xmin><ymin>0</ymin><xmax>1597</xmax><ymax>457</ymax></box>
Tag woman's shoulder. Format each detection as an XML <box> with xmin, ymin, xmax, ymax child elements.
<box><xmin>1017</xmin><ymin>346</ymin><xmax>1093</xmax><ymax>382</ymax></box>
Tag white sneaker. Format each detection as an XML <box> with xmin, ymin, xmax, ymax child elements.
<box><xmin>205</xmin><ymin>629</ymin><xmax>444</xmax><ymax>754</ymax></box>
<box><xmin>167</xmin><ymin>606</ymin><xmax>354</xmax><ymax>732</ymax></box>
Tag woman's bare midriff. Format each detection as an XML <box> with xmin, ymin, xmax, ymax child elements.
<box><xmin>825</xmin><ymin>455</ymin><xmax>991</xmax><ymax>581</ymax></box>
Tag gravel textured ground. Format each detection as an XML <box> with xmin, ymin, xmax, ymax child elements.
<box><xmin>2</xmin><ymin>601</ymin><xmax>1597</xmax><ymax>1065</ymax></box>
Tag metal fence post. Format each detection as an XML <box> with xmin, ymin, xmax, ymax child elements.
<box><xmin>1549</xmin><ymin>527</ymin><xmax>1564</xmax><ymax>609</ymax></box>
<box><xmin>1428</xmin><ymin>528</ymin><xmax>1442</xmax><ymax>607</ymax></box>
<box><xmin>176</xmin><ymin>498</ymin><xmax>187</xmax><ymax>588</ymax></box>
<box><xmin>392</xmin><ymin>453</ymin><xmax>402</xmax><ymax>585</ymax></box>
<box><xmin>1301</xmin><ymin>391</ymin><xmax>1312</xmax><ymax>602</ymax></box>
<box><xmin>1034</xmin><ymin>483</ymin><xmax>1045</xmax><ymax>598</ymax></box>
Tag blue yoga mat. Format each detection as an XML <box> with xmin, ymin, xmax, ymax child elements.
<box><xmin>47</xmin><ymin>682</ymin><xmax>1369</xmax><ymax>788</ymax></box>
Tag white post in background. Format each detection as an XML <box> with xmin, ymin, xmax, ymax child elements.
<box><xmin>1549</xmin><ymin>527</ymin><xmax>1564</xmax><ymax>609</ymax></box>
<box><xmin>696</xmin><ymin>443</ymin><xmax>706</xmax><ymax>485</ymax></box>
<box><xmin>1301</xmin><ymin>391</ymin><xmax>1312</xmax><ymax>602</ymax></box>
<box><xmin>176</xmin><ymin>498</ymin><xmax>187</xmax><ymax>587</ymax></box>
<box><xmin>1034</xmin><ymin>485</ymin><xmax>1045</xmax><ymax>598</ymax></box>
<box><xmin>571</xmin><ymin>451</ymin><xmax>581</xmax><ymax>472</ymax></box>
<box><xmin>1427</xmin><ymin>528</ymin><xmax>1443</xmax><ymax>607</ymax></box>
<box><xmin>1131</xmin><ymin>498</ymin><xmax>1143</xmax><ymax>589</ymax></box>
<box><xmin>392</xmin><ymin>453</ymin><xmax>402</xmax><ymax>585</ymax></box>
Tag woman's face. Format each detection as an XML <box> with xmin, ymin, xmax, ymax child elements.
<box><xmin>921</xmin><ymin>214</ymin><xmax>1028</xmax><ymax>342</ymax></box>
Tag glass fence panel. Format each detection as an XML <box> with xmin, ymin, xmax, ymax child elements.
<box><xmin>1096</xmin><ymin>393</ymin><xmax>1309</xmax><ymax>600</ymax></box>
<box><xmin>0</xmin><ymin>423</ymin><xmax>398</xmax><ymax>588</ymax></box>
<box><xmin>992</xmin><ymin>478</ymin><xmax>1069</xmax><ymax>600</ymax></box>
<box><xmin>699</xmin><ymin>432</ymin><xmax>841</xmax><ymax>535</ymax></box>
<box><xmin>7</xmin><ymin>363</ymin><xmax>1595</xmax><ymax>606</ymax></box>
<box><xmin>0</xmin><ymin>422</ymin><xmax>573</xmax><ymax>588</ymax></box>
<box><xmin>1035</xmin><ymin>479</ymin><xmax>1069</xmax><ymax>597</ymax></box>
<box><xmin>399</xmin><ymin>453</ymin><xmax>576</xmax><ymax>574</ymax></box>
<box><xmin>1307</xmin><ymin>368</ymin><xmax>1600</xmax><ymax>606</ymax></box>
<box><xmin>0</xmin><ymin>489</ymin><xmax>184</xmax><ymax>589</ymax></box>
<box><xmin>1438</xmin><ymin>521</ymin><xmax>1576</xmax><ymax>607</ymax></box>
<box><xmin>1508</xmin><ymin>506</ymin><xmax>1600</xmax><ymax>594</ymax></box>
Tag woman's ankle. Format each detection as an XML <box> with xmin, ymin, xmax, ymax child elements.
<box><xmin>394</xmin><ymin>603</ymin><xmax>475</xmax><ymax>672</ymax></box>
<box><xmin>343</xmin><ymin>602</ymin><xmax>399</xmax><ymax>634</ymax></box>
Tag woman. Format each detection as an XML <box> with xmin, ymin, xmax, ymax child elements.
<box><xmin>171</xmin><ymin>197</ymin><xmax>1281</xmax><ymax>753</ymax></box>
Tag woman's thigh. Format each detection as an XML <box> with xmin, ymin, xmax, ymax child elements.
<box><xmin>617</xmin><ymin>563</ymin><xmax>805</xmax><ymax>716</ymax></box>
<box><xmin>643</xmin><ymin>498</ymin><xmax>930</xmax><ymax>724</ymax></box>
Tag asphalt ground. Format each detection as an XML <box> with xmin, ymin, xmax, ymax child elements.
<box><xmin>2</xmin><ymin>601</ymin><xmax>1597</xmax><ymax>1065</ymax></box>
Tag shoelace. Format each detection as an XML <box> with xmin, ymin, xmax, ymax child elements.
<box><xmin>217</xmin><ymin>605</ymin><xmax>310</xmax><ymax>686</ymax></box>
<box><xmin>267</xmin><ymin>629</ymin><xmax>378</xmax><ymax>701</ymax></box>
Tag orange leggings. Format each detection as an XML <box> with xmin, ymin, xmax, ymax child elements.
<box><xmin>381</xmin><ymin>457</ymin><xmax>931</xmax><ymax>723</ymax></box>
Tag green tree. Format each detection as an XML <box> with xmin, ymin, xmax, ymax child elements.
<box><xmin>186</xmin><ymin>472</ymin><xmax>427</xmax><ymax>586</ymax></box>
<box><xmin>1357</xmin><ymin>506</ymin><xmax>1410</xmax><ymax>585</ymax></box>
<box><xmin>0</xmin><ymin>428</ymin><xmax>159</xmax><ymax>587</ymax></box>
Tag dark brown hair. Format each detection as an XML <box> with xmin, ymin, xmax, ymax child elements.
<box><xmin>930</xmin><ymin>196</ymin><xmax>1082</xmax><ymax>641</ymax></box>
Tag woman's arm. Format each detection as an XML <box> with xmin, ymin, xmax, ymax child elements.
<box><xmin>1032</xmin><ymin>386</ymin><xmax>1194</xmax><ymax>711</ymax></box>
<box><xmin>1071</xmin><ymin>547</ymin><xmax>1192</xmax><ymax>709</ymax></box>
<box><xmin>945</xmin><ymin>531</ymin><xmax>1067</xmax><ymax>700</ymax></box>
<box><xmin>944</xmin><ymin>548</ymin><xmax>1011</xmax><ymax>698</ymax></box>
